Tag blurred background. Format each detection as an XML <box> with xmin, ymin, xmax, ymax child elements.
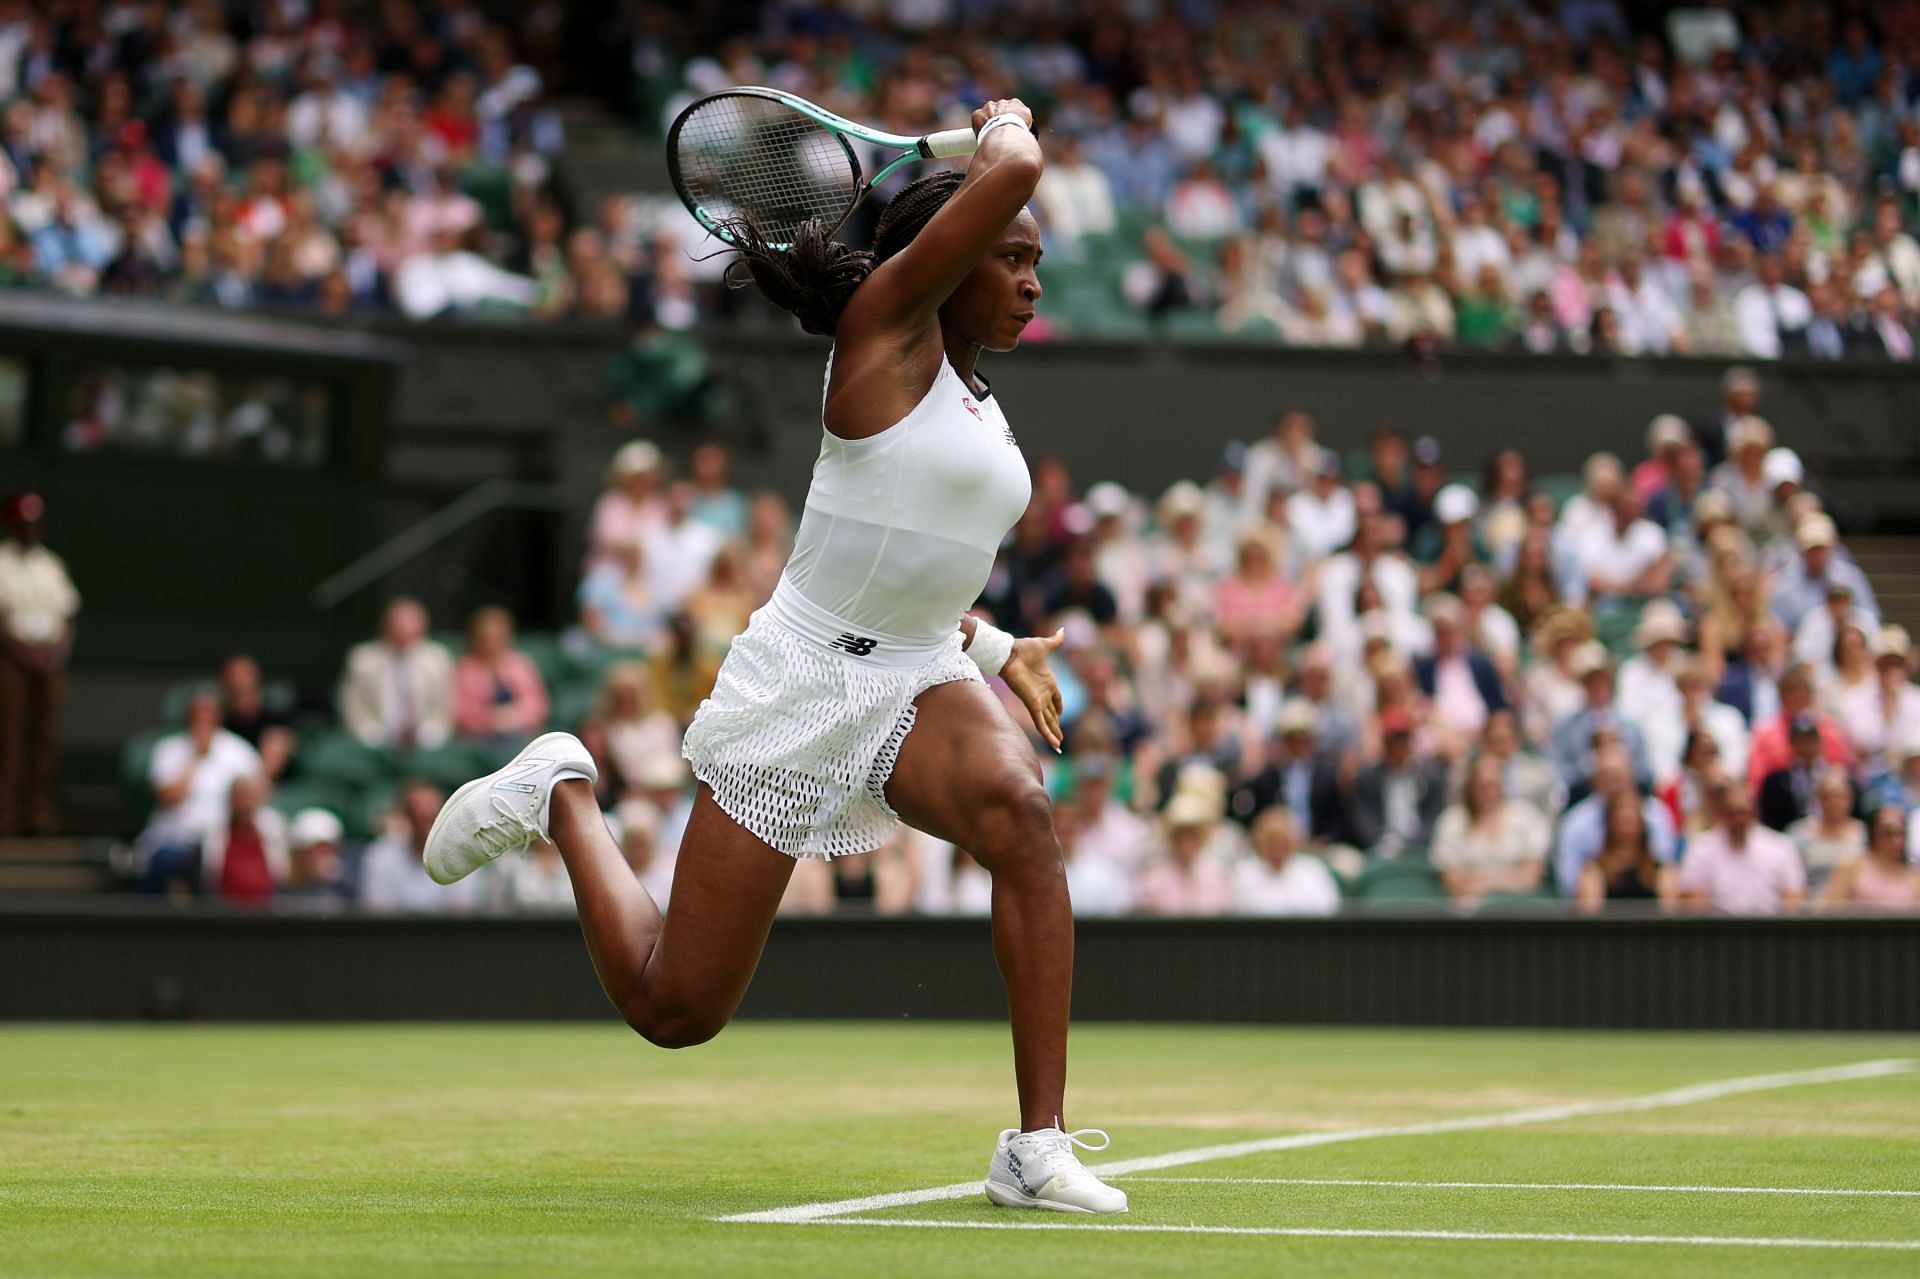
<box><xmin>3</xmin><ymin>0</ymin><xmax>1920</xmax><ymax>1000</ymax></box>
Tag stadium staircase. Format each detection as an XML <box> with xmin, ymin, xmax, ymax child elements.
<box><xmin>0</xmin><ymin>838</ymin><xmax>115</xmax><ymax>893</ymax></box>
<box><xmin>1852</xmin><ymin>535</ymin><xmax>1920</xmax><ymax>639</ymax></box>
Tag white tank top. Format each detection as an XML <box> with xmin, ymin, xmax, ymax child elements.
<box><xmin>766</xmin><ymin>352</ymin><xmax>1032</xmax><ymax>667</ymax></box>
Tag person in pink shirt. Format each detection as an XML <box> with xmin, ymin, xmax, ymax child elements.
<box><xmin>1746</xmin><ymin>663</ymin><xmax>1853</xmax><ymax>794</ymax></box>
<box><xmin>1630</xmin><ymin>415</ymin><xmax>1691</xmax><ymax>504</ymax></box>
<box><xmin>1677</xmin><ymin>782</ymin><xmax>1807</xmax><ymax>915</ymax></box>
<box><xmin>452</xmin><ymin>606</ymin><xmax>550</xmax><ymax>749</ymax></box>
<box><xmin>1136</xmin><ymin>792</ymin><xmax>1234</xmax><ymax>916</ymax></box>
<box><xmin>1214</xmin><ymin>524</ymin><xmax>1300</xmax><ymax>651</ymax></box>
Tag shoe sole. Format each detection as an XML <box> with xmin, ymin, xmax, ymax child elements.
<box><xmin>423</xmin><ymin>732</ymin><xmax>585</xmax><ymax>886</ymax></box>
<box><xmin>982</xmin><ymin>1178</ymin><xmax>1125</xmax><ymax>1214</ymax></box>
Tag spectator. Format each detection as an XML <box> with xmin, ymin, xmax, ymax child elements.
<box><xmin>138</xmin><ymin>688</ymin><xmax>262</xmax><ymax>894</ymax></box>
<box><xmin>1569</xmin><ymin>486</ymin><xmax>1671</xmax><ymax>607</ymax></box>
<box><xmin>1553</xmin><ymin>744</ymin><xmax>1678</xmax><ymax>896</ymax></box>
<box><xmin>1497</xmin><ymin>528</ymin><xmax>1561</xmax><ymax>637</ymax></box>
<box><xmin>685</xmin><ymin>442</ymin><xmax>748</xmax><ymax>539</ymax></box>
<box><xmin>589</xmin><ymin>440</ymin><xmax>666</xmax><ymax>570</ymax></box>
<box><xmin>1617</xmin><ymin>603</ymin><xmax>1690</xmax><ymax>781</ymax></box>
<box><xmin>1313</xmin><ymin>510</ymin><xmax>1419</xmax><ymax>663</ymax></box>
<box><xmin>360</xmin><ymin>780</ymin><xmax>478</xmax><ymax>913</ymax></box>
<box><xmin>0</xmin><ymin>489</ymin><xmax>78</xmax><ymax>835</ymax></box>
<box><xmin>1548</xmin><ymin>643</ymin><xmax>1653</xmax><ymax>793</ymax></box>
<box><xmin>578</xmin><ymin>540</ymin><xmax>668</xmax><ymax>656</ymax></box>
<box><xmin>1576</xmin><ymin>794</ymin><xmax>1677</xmax><ymax>915</ymax></box>
<box><xmin>1228</xmin><ymin>699</ymin><xmax>1343</xmax><ymax>844</ymax></box>
<box><xmin>1746</xmin><ymin>664</ymin><xmax>1854</xmax><ymax>796</ymax></box>
<box><xmin>1232</xmin><ymin>807</ymin><xmax>1340</xmax><ymax>917</ymax></box>
<box><xmin>1345</xmin><ymin>706</ymin><xmax>1447</xmax><ymax>859</ymax></box>
<box><xmin>1787</xmin><ymin>770</ymin><xmax>1868</xmax><ymax>892</ymax></box>
<box><xmin>1052</xmin><ymin>802</ymin><xmax>1135</xmax><ymax>918</ymax></box>
<box><xmin>1284</xmin><ymin>448</ymin><xmax>1355</xmax><ymax>571</ymax></box>
<box><xmin>1815</xmin><ymin>807</ymin><xmax>1920</xmax><ymax>912</ymax></box>
<box><xmin>216</xmin><ymin>653</ymin><xmax>295</xmax><ymax>781</ymax></box>
<box><xmin>1520</xmin><ymin>609</ymin><xmax>1591</xmax><ymax>746</ymax></box>
<box><xmin>1136</xmin><ymin>791</ymin><xmax>1233</xmax><ymax>916</ymax></box>
<box><xmin>1413</xmin><ymin>594</ymin><xmax>1508</xmax><ymax>756</ymax></box>
<box><xmin>283</xmin><ymin>808</ymin><xmax>348</xmax><ymax>907</ymax></box>
<box><xmin>641</xmin><ymin>481</ymin><xmax>725</xmax><ymax>613</ymax></box>
<box><xmin>1772</xmin><ymin>514</ymin><xmax>1878</xmax><ymax>634</ymax></box>
<box><xmin>1795</xmin><ymin>584</ymin><xmax>1878</xmax><ymax>677</ymax></box>
<box><xmin>1033</xmin><ymin>134</ymin><xmax>1117</xmax><ymax>255</ymax></box>
<box><xmin>1836</xmin><ymin>627</ymin><xmax>1920</xmax><ymax>773</ymax></box>
<box><xmin>200</xmin><ymin>774</ymin><xmax>287</xmax><ymax>905</ymax></box>
<box><xmin>1677</xmin><ymin>782</ymin><xmax>1807</xmax><ymax>916</ymax></box>
<box><xmin>1429</xmin><ymin>753</ymin><xmax>1551</xmax><ymax>904</ymax></box>
<box><xmin>614</xmin><ymin>797</ymin><xmax>677</xmax><ymax>908</ymax></box>
<box><xmin>452</xmin><ymin>606</ymin><xmax>549</xmax><ymax>753</ymax></box>
<box><xmin>1709</xmin><ymin>416</ymin><xmax>1779</xmax><ymax>540</ymax></box>
<box><xmin>1733</xmin><ymin>253</ymin><xmax>1812</xmax><ymax>359</ymax></box>
<box><xmin>1214</xmin><ymin>525</ymin><xmax>1299</xmax><ymax>650</ymax></box>
<box><xmin>1412</xmin><ymin>484</ymin><xmax>1481</xmax><ymax>594</ymax></box>
<box><xmin>338</xmin><ymin>596</ymin><xmax>455</xmax><ymax>752</ymax></box>
<box><xmin>1758</xmin><ymin>714</ymin><xmax>1836</xmax><ymax>832</ymax></box>
<box><xmin>491</xmin><ymin>836</ymin><xmax>574</xmax><ymax>912</ymax></box>
<box><xmin>1632</xmin><ymin>416</ymin><xmax>1693</xmax><ymax>504</ymax></box>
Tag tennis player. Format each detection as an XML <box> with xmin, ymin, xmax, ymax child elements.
<box><xmin>423</xmin><ymin>97</ymin><xmax>1125</xmax><ymax>1214</ymax></box>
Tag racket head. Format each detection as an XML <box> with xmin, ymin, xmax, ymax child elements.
<box><xmin>667</xmin><ymin>89</ymin><xmax>865</xmax><ymax>250</ymax></box>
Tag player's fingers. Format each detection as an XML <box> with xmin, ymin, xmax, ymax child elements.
<box><xmin>1044</xmin><ymin>627</ymin><xmax>1065</xmax><ymax>651</ymax></box>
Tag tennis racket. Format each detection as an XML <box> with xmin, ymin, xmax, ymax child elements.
<box><xmin>667</xmin><ymin>86</ymin><xmax>979</xmax><ymax>250</ymax></box>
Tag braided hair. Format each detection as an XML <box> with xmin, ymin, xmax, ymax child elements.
<box><xmin>723</xmin><ymin>170</ymin><xmax>968</xmax><ymax>337</ymax></box>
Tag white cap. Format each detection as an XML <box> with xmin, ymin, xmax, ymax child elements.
<box><xmin>1646</xmin><ymin>414</ymin><xmax>1691</xmax><ymax>452</ymax></box>
<box><xmin>1084</xmin><ymin>482</ymin><xmax>1131</xmax><ymax>518</ymax></box>
<box><xmin>1165</xmin><ymin>791</ymin><xmax>1218</xmax><ymax>829</ymax></box>
<box><xmin>1433</xmin><ymin>483</ymin><xmax>1479</xmax><ymax>525</ymax></box>
<box><xmin>290</xmin><ymin>808</ymin><xmax>344</xmax><ymax>846</ymax></box>
<box><xmin>609</xmin><ymin>439</ymin><xmax>663</xmax><ymax>481</ymax></box>
<box><xmin>1763</xmin><ymin>446</ymin><xmax>1804</xmax><ymax>489</ymax></box>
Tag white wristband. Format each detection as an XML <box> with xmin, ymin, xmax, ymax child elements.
<box><xmin>965</xmin><ymin>619</ymin><xmax>1016</xmax><ymax>678</ymax></box>
<box><xmin>975</xmin><ymin>113</ymin><xmax>1031</xmax><ymax>146</ymax></box>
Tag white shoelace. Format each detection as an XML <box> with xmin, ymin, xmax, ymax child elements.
<box><xmin>474</xmin><ymin>794</ymin><xmax>543</xmax><ymax>857</ymax></box>
<box><xmin>1029</xmin><ymin>1127</ymin><xmax>1111</xmax><ymax>1162</ymax></box>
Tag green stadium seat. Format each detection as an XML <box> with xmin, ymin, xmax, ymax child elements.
<box><xmin>119</xmin><ymin>727</ymin><xmax>167</xmax><ymax>831</ymax></box>
<box><xmin>267</xmin><ymin>777</ymin><xmax>354</xmax><ymax>824</ymax></box>
<box><xmin>515</xmin><ymin>632</ymin><xmax>567</xmax><ymax>686</ymax></box>
<box><xmin>1532</xmin><ymin>473</ymin><xmax>1584</xmax><ymax>513</ymax></box>
<box><xmin>548</xmin><ymin>678</ymin><xmax>601</xmax><ymax>733</ymax></box>
<box><xmin>396</xmin><ymin>740</ymin><xmax>495</xmax><ymax>791</ymax></box>
<box><xmin>1354</xmin><ymin>859</ymin><xmax>1450</xmax><ymax>903</ymax></box>
<box><xmin>302</xmin><ymin>729</ymin><xmax>394</xmax><ymax>788</ymax></box>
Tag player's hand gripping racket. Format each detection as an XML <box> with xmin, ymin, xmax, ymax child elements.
<box><xmin>667</xmin><ymin>86</ymin><xmax>979</xmax><ymax>250</ymax></box>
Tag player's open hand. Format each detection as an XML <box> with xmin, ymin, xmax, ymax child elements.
<box><xmin>1001</xmin><ymin>628</ymin><xmax>1065</xmax><ymax>753</ymax></box>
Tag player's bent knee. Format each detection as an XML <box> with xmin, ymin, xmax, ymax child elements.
<box><xmin>971</xmin><ymin>782</ymin><xmax>1060</xmax><ymax>868</ymax></box>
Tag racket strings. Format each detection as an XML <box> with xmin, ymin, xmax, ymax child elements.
<box><xmin>673</xmin><ymin>96</ymin><xmax>860</xmax><ymax>246</ymax></box>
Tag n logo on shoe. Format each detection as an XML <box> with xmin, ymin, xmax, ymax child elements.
<box><xmin>491</xmin><ymin>757</ymin><xmax>552</xmax><ymax>795</ymax></box>
<box><xmin>829</xmin><ymin>634</ymin><xmax>879</xmax><ymax>656</ymax></box>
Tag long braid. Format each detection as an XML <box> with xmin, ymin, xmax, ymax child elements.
<box><xmin>722</xmin><ymin>170</ymin><xmax>966</xmax><ymax>337</ymax></box>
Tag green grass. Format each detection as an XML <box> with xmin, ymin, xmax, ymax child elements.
<box><xmin>2</xmin><ymin>1024</ymin><xmax>1917</xmax><ymax>1277</ymax></box>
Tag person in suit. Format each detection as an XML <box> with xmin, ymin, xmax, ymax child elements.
<box><xmin>1413</xmin><ymin>593</ymin><xmax>1508</xmax><ymax>757</ymax></box>
<box><xmin>1549</xmin><ymin>642</ymin><xmax>1653</xmax><ymax>795</ymax></box>
<box><xmin>1758</xmin><ymin>713</ymin><xmax>1834</xmax><ymax>831</ymax></box>
<box><xmin>1345</xmin><ymin>706</ymin><xmax>1448</xmax><ymax>858</ymax></box>
<box><xmin>337</xmin><ymin>596</ymin><xmax>456</xmax><ymax>751</ymax></box>
<box><xmin>1228</xmin><ymin>699</ymin><xmax>1345</xmax><ymax>844</ymax></box>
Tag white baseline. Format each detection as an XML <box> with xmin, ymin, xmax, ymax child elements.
<box><xmin>1122</xmin><ymin>1177</ymin><xmax>1920</xmax><ymax>1198</ymax></box>
<box><xmin>716</xmin><ymin>1058</ymin><xmax>1912</xmax><ymax>1225</ymax></box>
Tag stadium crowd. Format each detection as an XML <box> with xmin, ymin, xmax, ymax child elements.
<box><xmin>636</xmin><ymin>0</ymin><xmax>1920</xmax><ymax>355</ymax></box>
<box><xmin>104</xmin><ymin>366</ymin><xmax>1920</xmax><ymax>916</ymax></box>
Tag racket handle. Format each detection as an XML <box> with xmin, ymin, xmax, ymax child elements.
<box><xmin>919</xmin><ymin>127</ymin><xmax>978</xmax><ymax>159</ymax></box>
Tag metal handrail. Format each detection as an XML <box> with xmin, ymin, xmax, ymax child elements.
<box><xmin>309</xmin><ymin>478</ymin><xmax>566</xmax><ymax>611</ymax></box>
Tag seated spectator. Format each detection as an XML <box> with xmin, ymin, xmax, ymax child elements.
<box><xmin>1618</xmin><ymin>603</ymin><xmax>1690</xmax><ymax>782</ymax></box>
<box><xmin>1733</xmin><ymin>253</ymin><xmax>1811</xmax><ymax>360</ymax></box>
<box><xmin>1214</xmin><ymin>525</ymin><xmax>1300</xmax><ymax>649</ymax></box>
<box><xmin>578</xmin><ymin>541</ymin><xmax>668</xmax><ymax>654</ymax></box>
<box><xmin>613</xmin><ymin>797</ymin><xmax>677</xmax><ymax>907</ymax></box>
<box><xmin>491</xmin><ymin>836</ymin><xmax>574</xmax><ymax>912</ymax></box>
<box><xmin>1498</xmin><ymin>527</ymin><xmax>1562</xmax><ymax>638</ymax></box>
<box><xmin>1673</xmin><ymin>660</ymin><xmax>1752</xmax><ymax>783</ymax></box>
<box><xmin>1313</xmin><ymin>510</ymin><xmax>1420</xmax><ymax>661</ymax></box>
<box><xmin>1345</xmin><ymin>706</ymin><xmax>1447</xmax><ymax>859</ymax></box>
<box><xmin>1714</xmin><ymin>616</ymin><xmax>1789</xmax><ymax>729</ymax></box>
<box><xmin>1816</xmin><ymin>807</ymin><xmax>1920</xmax><ymax>912</ymax></box>
<box><xmin>138</xmin><ymin>688</ymin><xmax>263</xmax><ymax>894</ymax></box>
<box><xmin>1837</xmin><ymin>626</ymin><xmax>1920</xmax><ymax>773</ymax></box>
<box><xmin>1033</xmin><ymin>134</ymin><xmax>1117</xmax><ymax>255</ymax></box>
<box><xmin>1410</xmin><ymin>484</ymin><xmax>1482</xmax><ymax>593</ymax></box>
<box><xmin>1576</xmin><ymin>794</ymin><xmax>1677</xmax><ymax>915</ymax></box>
<box><xmin>1429</xmin><ymin>753</ymin><xmax>1551</xmax><ymax>904</ymax></box>
<box><xmin>589</xmin><ymin>441</ymin><xmax>666</xmax><ymax>570</ymax></box>
<box><xmin>1053</xmin><ymin>802</ymin><xmax>1135</xmax><ymax>917</ymax></box>
<box><xmin>1632</xmin><ymin>416</ymin><xmax>1693</xmax><ymax>504</ymax></box>
<box><xmin>452</xmin><ymin>606</ymin><xmax>549</xmax><ymax>753</ymax></box>
<box><xmin>1458</xmin><ymin>564</ymin><xmax>1520</xmax><ymax>678</ymax></box>
<box><xmin>1645</xmin><ymin>439</ymin><xmax>1707</xmax><ymax>535</ymax></box>
<box><xmin>1569</xmin><ymin>487</ymin><xmax>1671</xmax><ymax>607</ymax></box>
<box><xmin>1677</xmin><ymin>782</ymin><xmax>1807</xmax><ymax>916</ymax></box>
<box><xmin>1787</xmin><ymin>770</ymin><xmax>1868</xmax><ymax>892</ymax></box>
<box><xmin>338</xmin><ymin>596</ymin><xmax>455</xmax><ymax>751</ymax></box>
<box><xmin>1709</xmin><ymin>416</ymin><xmax>1779</xmax><ymax>540</ymax></box>
<box><xmin>216</xmin><ymin>653</ymin><xmax>295</xmax><ymax>780</ymax></box>
<box><xmin>200</xmin><ymin>774</ymin><xmax>287</xmax><ymax>905</ymax></box>
<box><xmin>1473</xmin><ymin>708</ymin><xmax>1564</xmax><ymax>818</ymax></box>
<box><xmin>579</xmin><ymin>662</ymin><xmax>682</xmax><ymax>803</ymax></box>
<box><xmin>1136</xmin><ymin>791</ymin><xmax>1234</xmax><ymax>916</ymax></box>
<box><xmin>1413</xmin><ymin>594</ymin><xmax>1507</xmax><ymax>758</ymax></box>
<box><xmin>1232</xmin><ymin>807</ymin><xmax>1340</xmax><ymax>916</ymax></box>
<box><xmin>1758</xmin><ymin>714</ymin><xmax>1836</xmax><ymax>832</ymax></box>
<box><xmin>1065</xmin><ymin>752</ymin><xmax>1152</xmax><ymax>875</ymax></box>
<box><xmin>1548</xmin><ymin>643</ymin><xmax>1653</xmax><ymax>793</ymax></box>
<box><xmin>1774</xmin><ymin>514</ymin><xmax>1878</xmax><ymax>636</ymax></box>
<box><xmin>1228</xmin><ymin>699</ymin><xmax>1344</xmax><ymax>843</ymax></box>
<box><xmin>1818</xmin><ymin>620</ymin><xmax>1878</xmax><ymax>723</ymax></box>
<box><xmin>1553</xmin><ymin>744</ymin><xmax>1678</xmax><ymax>896</ymax></box>
<box><xmin>686</xmin><ymin>442</ymin><xmax>748</xmax><ymax>539</ymax></box>
<box><xmin>1746</xmin><ymin>664</ymin><xmax>1854</xmax><ymax>794</ymax></box>
<box><xmin>360</xmin><ymin>780</ymin><xmax>479</xmax><ymax>913</ymax></box>
<box><xmin>283</xmin><ymin>808</ymin><xmax>348</xmax><ymax>908</ymax></box>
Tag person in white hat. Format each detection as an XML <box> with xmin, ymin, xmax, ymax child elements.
<box><xmin>1617</xmin><ymin>602</ymin><xmax>1691</xmax><ymax>783</ymax></box>
<box><xmin>1792</xmin><ymin>578</ymin><xmax>1880</xmax><ymax>672</ymax></box>
<box><xmin>1707</xmin><ymin>414</ymin><xmax>1779</xmax><ymax>540</ymax></box>
<box><xmin>587</xmin><ymin>439</ymin><xmax>668</xmax><ymax>571</ymax></box>
<box><xmin>1834</xmin><ymin>626</ymin><xmax>1920</xmax><ymax>772</ymax></box>
<box><xmin>1772</xmin><ymin>512</ymin><xmax>1878</xmax><ymax>632</ymax></box>
<box><xmin>1632</xmin><ymin>414</ymin><xmax>1692</xmax><ymax>504</ymax></box>
<box><xmin>1081</xmin><ymin>482</ymin><xmax>1150</xmax><ymax>624</ymax></box>
<box><xmin>284</xmin><ymin>808</ymin><xmax>347</xmax><ymax>905</ymax></box>
<box><xmin>1413</xmin><ymin>483</ymin><xmax>1483</xmax><ymax>594</ymax></box>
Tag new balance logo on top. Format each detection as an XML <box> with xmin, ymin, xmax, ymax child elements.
<box><xmin>491</xmin><ymin>757</ymin><xmax>551</xmax><ymax>795</ymax></box>
<box><xmin>829</xmin><ymin>634</ymin><xmax>879</xmax><ymax>656</ymax></box>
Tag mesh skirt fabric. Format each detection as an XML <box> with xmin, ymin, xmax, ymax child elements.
<box><xmin>681</xmin><ymin>612</ymin><xmax>982</xmax><ymax>859</ymax></box>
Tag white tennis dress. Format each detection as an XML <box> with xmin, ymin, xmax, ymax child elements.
<box><xmin>682</xmin><ymin>352</ymin><xmax>1032</xmax><ymax>858</ymax></box>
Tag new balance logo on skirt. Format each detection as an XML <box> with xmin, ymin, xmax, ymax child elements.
<box><xmin>829</xmin><ymin>633</ymin><xmax>879</xmax><ymax>656</ymax></box>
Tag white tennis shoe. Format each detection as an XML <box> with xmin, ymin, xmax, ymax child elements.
<box><xmin>984</xmin><ymin>1126</ymin><xmax>1128</xmax><ymax>1214</ymax></box>
<box><xmin>423</xmin><ymin>731</ymin><xmax>597</xmax><ymax>885</ymax></box>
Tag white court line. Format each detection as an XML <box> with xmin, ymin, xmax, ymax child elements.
<box><xmin>1121</xmin><ymin>1177</ymin><xmax>1920</xmax><ymax>1198</ymax></box>
<box><xmin>806</xmin><ymin>1219</ymin><xmax>1920</xmax><ymax>1251</ymax></box>
<box><xmin>716</xmin><ymin>1058</ymin><xmax>1912</xmax><ymax>1225</ymax></box>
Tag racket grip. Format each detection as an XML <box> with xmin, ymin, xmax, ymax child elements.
<box><xmin>920</xmin><ymin>127</ymin><xmax>979</xmax><ymax>159</ymax></box>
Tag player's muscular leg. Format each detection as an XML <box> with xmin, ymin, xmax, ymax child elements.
<box><xmin>884</xmin><ymin>679</ymin><xmax>1071</xmax><ymax>1130</ymax></box>
<box><xmin>549</xmin><ymin>781</ymin><xmax>794</xmax><ymax>1049</ymax></box>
